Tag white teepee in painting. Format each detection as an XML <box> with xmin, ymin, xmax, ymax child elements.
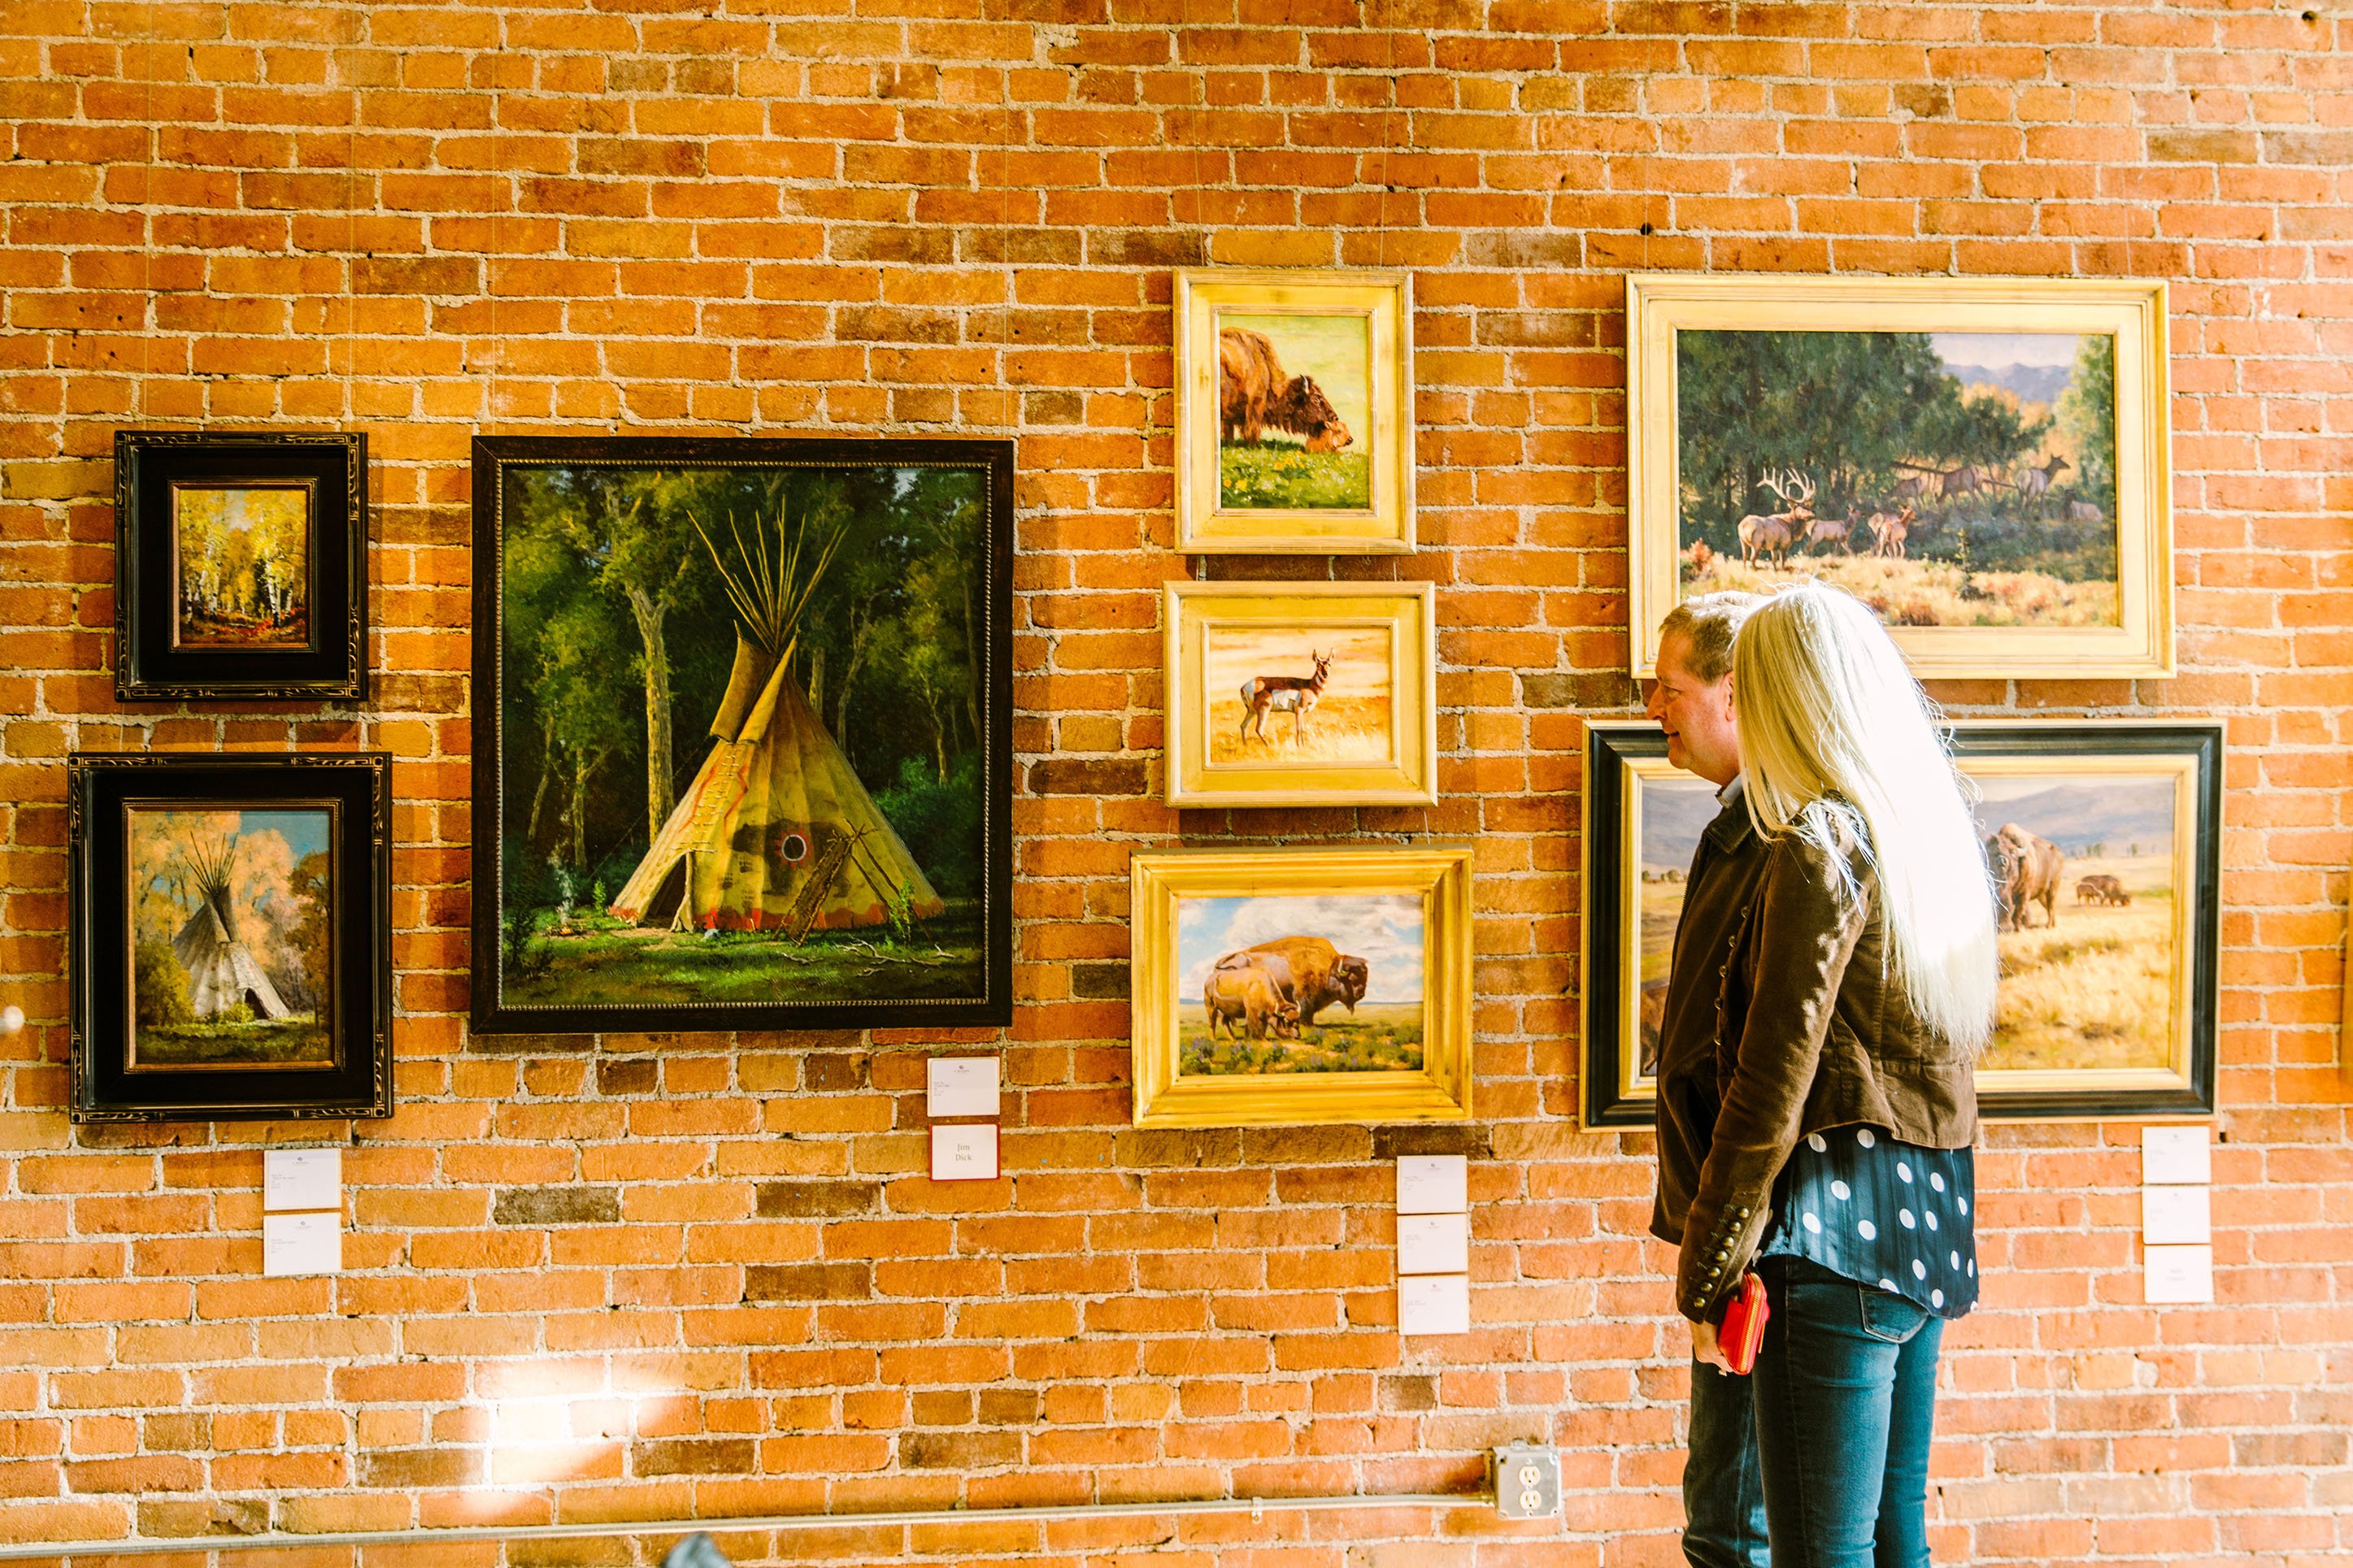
<box><xmin>171</xmin><ymin>835</ymin><xmax>291</xmax><ymax>1019</ymax></box>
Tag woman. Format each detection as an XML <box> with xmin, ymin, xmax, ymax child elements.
<box><xmin>1675</xmin><ymin>582</ymin><xmax>1998</xmax><ymax>1567</ymax></box>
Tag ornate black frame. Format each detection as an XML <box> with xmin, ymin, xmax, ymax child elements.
<box><xmin>114</xmin><ymin>430</ymin><xmax>368</xmax><ymax>701</ymax></box>
<box><xmin>1582</xmin><ymin>722</ymin><xmax>2221</xmax><ymax>1128</ymax></box>
<box><xmin>68</xmin><ymin>752</ymin><xmax>394</xmax><ymax>1123</ymax></box>
<box><xmin>469</xmin><ymin>435</ymin><xmax>1016</xmax><ymax>1036</ymax></box>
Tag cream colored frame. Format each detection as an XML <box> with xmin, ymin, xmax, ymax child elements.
<box><xmin>1129</xmin><ymin>845</ymin><xmax>1473</xmax><ymax>1128</ymax></box>
<box><xmin>1164</xmin><ymin>580</ymin><xmax>1437</xmax><ymax>809</ymax></box>
<box><xmin>1175</xmin><ymin>268</ymin><xmax>1415</xmax><ymax>554</ymax></box>
<box><xmin>1626</xmin><ymin>273</ymin><xmax>2174</xmax><ymax>680</ymax></box>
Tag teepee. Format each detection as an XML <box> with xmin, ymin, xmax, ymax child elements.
<box><xmin>609</xmin><ymin>501</ymin><xmax>944</xmax><ymax>937</ymax></box>
<box><xmin>171</xmin><ymin>833</ymin><xmax>291</xmax><ymax>1019</ymax></box>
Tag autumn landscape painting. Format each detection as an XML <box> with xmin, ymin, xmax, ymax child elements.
<box><xmin>172</xmin><ymin>484</ymin><xmax>311</xmax><ymax>649</ymax></box>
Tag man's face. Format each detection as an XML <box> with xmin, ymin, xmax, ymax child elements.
<box><xmin>1645</xmin><ymin>631</ymin><xmax>1741</xmax><ymax>785</ymax></box>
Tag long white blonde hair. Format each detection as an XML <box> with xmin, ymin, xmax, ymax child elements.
<box><xmin>1732</xmin><ymin>583</ymin><xmax>1999</xmax><ymax>1050</ymax></box>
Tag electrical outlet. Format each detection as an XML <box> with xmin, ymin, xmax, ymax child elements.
<box><xmin>1490</xmin><ymin>1442</ymin><xmax>1560</xmax><ymax>1520</ymax></box>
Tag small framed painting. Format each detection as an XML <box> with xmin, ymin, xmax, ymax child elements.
<box><xmin>114</xmin><ymin>431</ymin><xmax>368</xmax><ymax>701</ymax></box>
<box><xmin>1581</xmin><ymin>722</ymin><xmax>2220</xmax><ymax>1128</ymax></box>
<box><xmin>1163</xmin><ymin>580</ymin><xmax>1437</xmax><ymax>809</ymax></box>
<box><xmin>1129</xmin><ymin>844</ymin><xmax>1473</xmax><ymax>1128</ymax></box>
<box><xmin>1625</xmin><ymin>274</ymin><xmax>2173</xmax><ymax>680</ymax></box>
<box><xmin>68</xmin><ymin>752</ymin><xmax>394</xmax><ymax>1123</ymax></box>
<box><xmin>1174</xmin><ymin>268</ymin><xmax>1414</xmax><ymax>554</ymax></box>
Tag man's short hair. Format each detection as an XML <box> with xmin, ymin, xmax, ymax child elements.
<box><xmin>1657</xmin><ymin>591</ymin><xmax>1766</xmax><ymax>684</ymax></box>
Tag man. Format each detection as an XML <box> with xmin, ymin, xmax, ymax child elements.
<box><xmin>1644</xmin><ymin>591</ymin><xmax>1771</xmax><ymax>1568</ymax></box>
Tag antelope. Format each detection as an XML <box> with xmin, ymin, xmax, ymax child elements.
<box><xmin>1867</xmin><ymin>502</ymin><xmax>1916</xmax><ymax>558</ymax></box>
<box><xmin>1737</xmin><ymin>469</ymin><xmax>1815</xmax><ymax>569</ymax></box>
<box><xmin>1239</xmin><ymin>650</ymin><xmax>1332</xmax><ymax>746</ymax></box>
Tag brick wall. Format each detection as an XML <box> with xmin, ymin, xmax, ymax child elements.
<box><xmin>4</xmin><ymin>2</ymin><xmax>2352</xmax><ymax>1562</ymax></box>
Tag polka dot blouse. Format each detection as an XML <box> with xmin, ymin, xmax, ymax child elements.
<box><xmin>1757</xmin><ymin>1124</ymin><xmax>1978</xmax><ymax>1319</ymax></box>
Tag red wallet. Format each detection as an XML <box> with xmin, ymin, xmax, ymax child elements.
<box><xmin>1719</xmin><ymin>1272</ymin><xmax>1770</xmax><ymax>1375</ymax></box>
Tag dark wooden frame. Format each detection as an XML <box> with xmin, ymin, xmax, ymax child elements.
<box><xmin>1582</xmin><ymin>721</ymin><xmax>2221</xmax><ymax>1128</ymax></box>
<box><xmin>113</xmin><ymin>431</ymin><xmax>368</xmax><ymax>701</ymax></box>
<box><xmin>69</xmin><ymin>752</ymin><xmax>394</xmax><ymax>1123</ymax></box>
<box><xmin>469</xmin><ymin>435</ymin><xmax>1016</xmax><ymax>1036</ymax></box>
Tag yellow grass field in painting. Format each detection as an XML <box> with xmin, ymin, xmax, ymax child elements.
<box><xmin>1685</xmin><ymin>553</ymin><xmax>2119</xmax><ymax>629</ymax></box>
<box><xmin>1175</xmin><ymin>1001</ymin><xmax>1424</xmax><ymax>1076</ymax></box>
<box><xmin>1633</xmin><ymin>856</ymin><xmax>2174</xmax><ymax>1075</ymax></box>
<box><xmin>1203</xmin><ymin>626</ymin><xmax>1394</xmax><ymax>767</ymax></box>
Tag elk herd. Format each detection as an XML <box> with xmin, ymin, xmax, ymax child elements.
<box><xmin>1712</xmin><ymin>454</ymin><xmax>2103</xmax><ymax>573</ymax></box>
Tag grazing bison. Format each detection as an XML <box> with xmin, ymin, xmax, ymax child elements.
<box><xmin>2076</xmin><ymin>874</ymin><xmax>2129</xmax><ymax>907</ymax></box>
<box><xmin>1219</xmin><ymin>328</ymin><xmax>1354</xmax><ymax>453</ymax></box>
<box><xmin>1985</xmin><ymin>822</ymin><xmax>2065</xmax><ymax>932</ymax></box>
<box><xmin>1229</xmin><ymin>935</ymin><xmax>1370</xmax><ymax>1025</ymax></box>
<box><xmin>1204</xmin><ymin>962</ymin><xmax>1300</xmax><ymax>1042</ymax></box>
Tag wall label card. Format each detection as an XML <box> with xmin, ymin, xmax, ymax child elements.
<box><xmin>1398</xmin><ymin>1272</ymin><xmax>1470</xmax><ymax>1336</ymax></box>
<box><xmin>2143</xmin><ymin>1242</ymin><xmax>2213</xmax><ymax>1304</ymax></box>
<box><xmin>1396</xmin><ymin>1153</ymin><xmax>1467</xmax><ymax>1215</ymax></box>
<box><xmin>262</xmin><ymin>1211</ymin><xmax>341</xmax><ymax>1277</ymax></box>
<box><xmin>263</xmin><ymin>1148</ymin><xmax>341</xmax><ymax>1214</ymax></box>
<box><xmin>2141</xmin><ymin>1184</ymin><xmax>2212</xmax><ymax>1245</ymax></box>
<box><xmin>1398</xmin><ymin>1212</ymin><xmax>1471</xmax><ymax>1276</ymax></box>
<box><xmin>926</xmin><ymin>1056</ymin><xmax>1001</xmax><ymax>1119</ymax></box>
<box><xmin>2141</xmin><ymin>1125</ymin><xmax>2212</xmax><ymax>1185</ymax></box>
<box><xmin>929</xmin><ymin>1123</ymin><xmax>1000</xmax><ymax>1183</ymax></box>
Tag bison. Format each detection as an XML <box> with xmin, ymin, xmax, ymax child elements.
<box><xmin>1224</xmin><ymin>936</ymin><xmax>1370</xmax><ymax>1025</ymax></box>
<box><xmin>1204</xmin><ymin>962</ymin><xmax>1300</xmax><ymax>1042</ymax></box>
<box><xmin>1986</xmin><ymin>822</ymin><xmax>2065</xmax><ymax>932</ymax></box>
<box><xmin>2076</xmin><ymin>874</ymin><xmax>2129</xmax><ymax>907</ymax></box>
<box><xmin>1219</xmin><ymin>328</ymin><xmax>1353</xmax><ymax>454</ymax></box>
<box><xmin>1638</xmin><ymin>977</ymin><xmax>1668</xmax><ymax>1075</ymax></box>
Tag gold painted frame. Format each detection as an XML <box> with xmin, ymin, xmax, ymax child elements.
<box><xmin>1164</xmin><ymin>580</ymin><xmax>1437</xmax><ymax>809</ymax></box>
<box><xmin>1129</xmin><ymin>845</ymin><xmax>1473</xmax><ymax>1128</ymax></box>
<box><xmin>1174</xmin><ymin>267</ymin><xmax>1414</xmax><ymax>554</ymax></box>
<box><xmin>1625</xmin><ymin>273</ymin><xmax>2174</xmax><ymax>680</ymax></box>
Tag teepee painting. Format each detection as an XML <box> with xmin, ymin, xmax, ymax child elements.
<box><xmin>476</xmin><ymin>438</ymin><xmax>1011</xmax><ymax>1032</ymax></box>
<box><xmin>128</xmin><ymin>806</ymin><xmax>334</xmax><ymax>1070</ymax></box>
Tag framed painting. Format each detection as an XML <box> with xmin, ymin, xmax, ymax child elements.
<box><xmin>1163</xmin><ymin>580</ymin><xmax>1437</xmax><ymax>808</ymax></box>
<box><xmin>114</xmin><ymin>431</ymin><xmax>368</xmax><ymax>701</ymax></box>
<box><xmin>1129</xmin><ymin>845</ymin><xmax>1472</xmax><ymax>1128</ymax></box>
<box><xmin>1581</xmin><ymin>722</ymin><xmax>2220</xmax><ymax>1127</ymax></box>
<box><xmin>1174</xmin><ymin>268</ymin><xmax>1414</xmax><ymax>554</ymax></box>
<box><xmin>471</xmin><ymin>436</ymin><xmax>1013</xmax><ymax>1036</ymax></box>
<box><xmin>68</xmin><ymin>752</ymin><xmax>393</xmax><ymax>1123</ymax></box>
<box><xmin>1626</xmin><ymin>275</ymin><xmax>2173</xmax><ymax>680</ymax></box>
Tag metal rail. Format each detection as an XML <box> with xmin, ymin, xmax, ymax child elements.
<box><xmin>0</xmin><ymin>1491</ymin><xmax>1495</xmax><ymax>1561</ymax></box>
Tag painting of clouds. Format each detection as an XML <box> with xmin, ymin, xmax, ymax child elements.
<box><xmin>1173</xmin><ymin>893</ymin><xmax>1424</xmax><ymax>1078</ymax></box>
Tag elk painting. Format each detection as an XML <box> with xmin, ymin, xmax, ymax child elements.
<box><xmin>1203</xmin><ymin>624</ymin><xmax>1394</xmax><ymax>769</ymax></box>
<box><xmin>127</xmin><ymin>806</ymin><xmax>335</xmax><ymax>1069</ymax></box>
<box><xmin>1674</xmin><ymin>328</ymin><xmax>2124</xmax><ymax>629</ymax></box>
<box><xmin>1215</xmin><ymin>312</ymin><xmax>1373</xmax><ymax>510</ymax></box>
<box><xmin>172</xmin><ymin>484</ymin><xmax>311</xmax><ymax>649</ymax></box>
<box><xmin>1174</xmin><ymin>893</ymin><xmax>1422</xmax><ymax>1077</ymax></box>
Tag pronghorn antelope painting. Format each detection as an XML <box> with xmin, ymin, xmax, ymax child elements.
<box><xmin>1237</xmin><ymin>649</ymin><xmax>1331</xmax><ymax>746</ymax></box>
<box><xmin>1204</xmin><ymin>626</ymin><xmax>1393</xmax><ymax>767</ymax></box>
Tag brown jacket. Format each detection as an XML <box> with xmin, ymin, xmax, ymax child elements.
<box><xmin>1673</xmin><ymin>804</ymin><xmax>1980</xmax><ymax>1322</ymax></box>
<box><xmin>1650</xmin><ymin>780</ymin><xmax>1770</xmax><ymax>1251</ymax></box>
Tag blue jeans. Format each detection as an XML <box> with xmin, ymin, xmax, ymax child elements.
<box><xmin>1752</xmin><ymin>1257</ymin><xmax>1944</xmax><ymax>1568</ymax></box>
<box><xmin>1685</xmin><ymin>1355</ymin><xmax>1769</xmax><ymax>1567</ymax></box>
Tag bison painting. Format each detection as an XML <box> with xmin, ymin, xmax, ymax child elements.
<box><xmin>1224</xmin><ymin>936</ymin><xmax>1369</xmax><ymax>1025</ymax></box>
<box><xmin>1220</xmin><ymin>328</ymin><xmax>1353</xmax><ymax>454</ymax></box>
<box><xmin>2075</xmin><ymin>874</ymin><xmax>2129</xmax><ymax>907</ymax></box>
<box><xmin>1986</xmin><ymin>822</ymin><xmax>2064</xmax><ymax>931</ymax></box>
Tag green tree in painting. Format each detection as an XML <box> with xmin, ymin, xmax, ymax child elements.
<box><xmin>2059</xmin><ymin>333</ymin><xmax>2116</xmax><ymax>499</ymax></box>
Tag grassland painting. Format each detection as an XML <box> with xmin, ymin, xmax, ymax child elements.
<box><xmin>493</xmin><ymin>458</ymin><xmax>994</xmax><ymax>1017</ymax></box>
<box><xmin>1176</xmin><ymin>893</ymin><xmax>1423</xmax><ymax>1077</ymax></box>
<box><xmin>128</xmin><ymin>807</ymin><xmax>333</xmax><ymax>1070</ymax></box>
<box><xmin>173</xmin><ymin>484</ymin><xmax>311</xmax><ymax>649</ymax></box>
<box><xmin>1217</xmin><ymin>311</ymin><xmax>1372</xmax><ymax>510</ymax></box>
<box><xmin>1203</xmin><ymin>624</ymin><xmax>1393</xmax><ymax>768</ymax></box>
<box><xmin>1631</xmin><ymin>774</ymin><xmax>1721</xmax><ymax>1079</ymax></box>
<box><xmin>1970</xmin><ymin>774</ymin><xmax>2178</xmax><ymax>1075</ymax></box>
<box><xmin>1677</xmin><ymin>329</ymin><xmax>2122</xmax><ymax>629</ymax></box>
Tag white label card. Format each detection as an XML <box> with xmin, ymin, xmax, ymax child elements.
<box><xmin>262</xmin><ymin>1212</ymin><xmax>341</xmax><ymax>1277</ymax></box>
<box><xmin>1398</xmin><ymin>1212</ymin><xmax>1471</xmax><ymax>1276</ymax></box>
<box><xmin>1396</xmin><ymin>1154</ymin><xmax>1468</xmax><ymax>1215</ymax></box>
<box><xmin>926</xmin><ymin>1057</ymin><xmax>1001</xmax><ymax>1119</ymax></box>
<box><xmin>263</xmin><ymin>1148</ymin><xmax>341</xmax><ymax>1214</ymax></box>
<box><xmin>1398</xmin><ymin>1272</ymin><xmax>1471</xmax><ymax>1336</ymax></box>
<box><xmin>929</xmin><ymin>1123</ymin><xmax>1000</xmax><ymax>1183</ymax></box>
<box><xmin>2141</xmin><ymin>1125</ymin><xmax>2212</xmax><ymax>1186</ymax></box>
<box><xmin>2143</xmin><ymin>1243</ymin><xmax>2213</xmax><ymax>1304</ymax></box>
<box><xmin>2142</xmin><ymin>1185</ymin><xmax>2212</xmax><ymax>1245</ymax></box>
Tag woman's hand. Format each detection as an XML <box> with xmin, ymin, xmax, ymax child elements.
<box><xmin>1690</xmin><ymin>1316</ymin><xmax>1734</xmax><ymax>1375</ymax></box>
